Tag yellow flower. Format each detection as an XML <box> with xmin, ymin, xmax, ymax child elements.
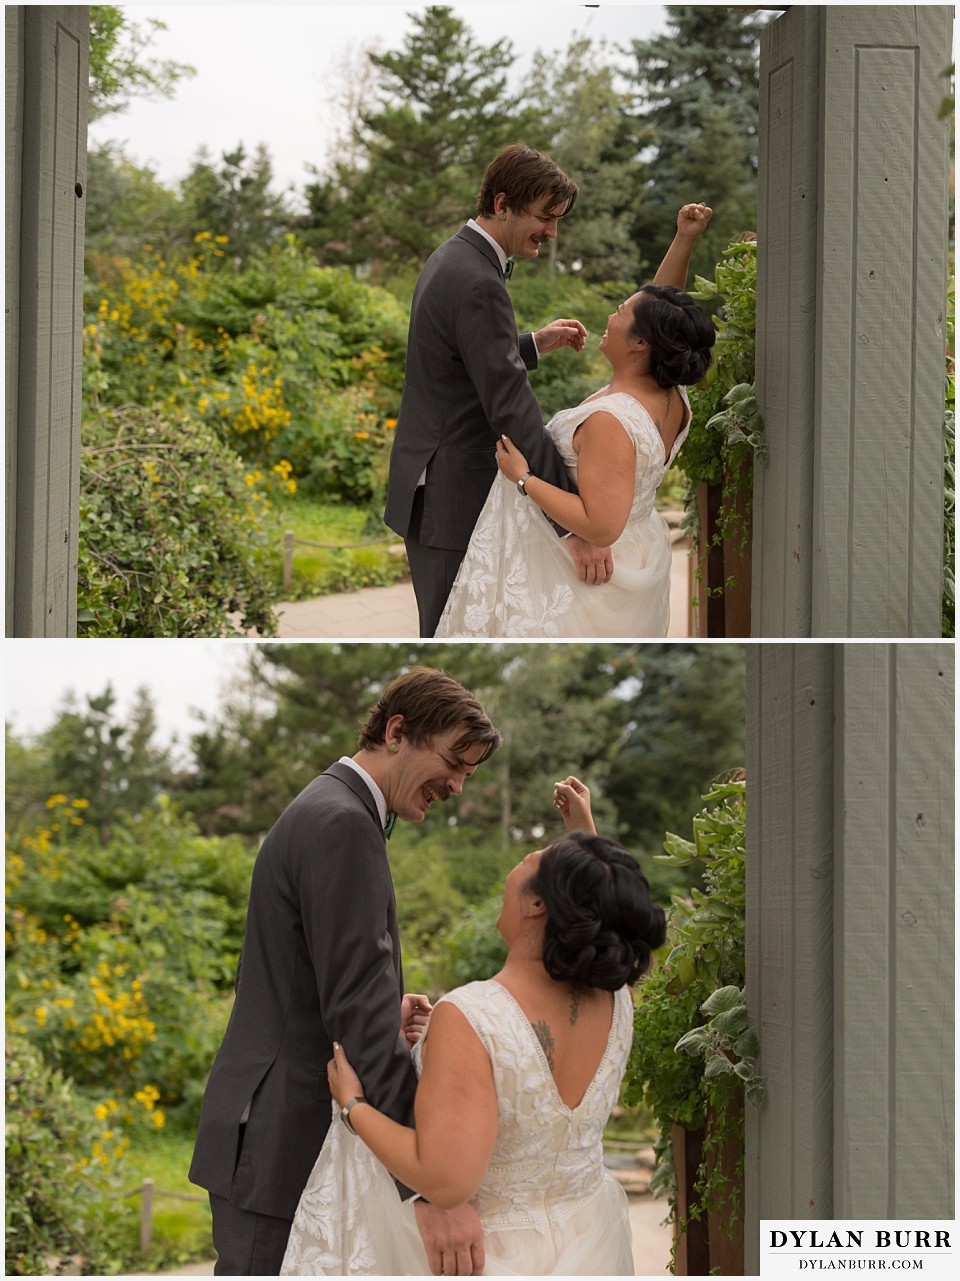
<box><xmin>385</xmin><ymin>418</ymin><xmax>398</xmax><ymax>429</ymax></box>
<box><xmin>354</xmin><ymin>432</ymin><xmax>370</xmax><ymax>441</ymax></box>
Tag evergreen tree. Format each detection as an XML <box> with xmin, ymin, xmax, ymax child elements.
<box><xmin>604</xmin><ymin>643</ymin><xmax>746</xmax><ymax>856</ymax></box>
<box><xmin>625</xmin><ymin>6</ymin><xmax>770</xmax><ymax>282</ymax></box>
<box><xmin>300</xmin><ymin>8</ymin><xmax>529</xmax><ymax>272</ymax></box>
<box><xmin>84</xmin><ymin>144</ymin><xmax>184</xmax><ymax>262</ymax></box>
<box><xmin>179</xmin><ymin>144</ymin><xmax>293</xmax><ymax>262</ymax></box>
<box><xmin>38</xmin><ymin>685</ymin><xmax>172</xmax><ymax>840</ymax></box>
<box><xmin>521</xmin><ymin>39</ymin><xmax>643</xmax><ymax>284</ymax></box>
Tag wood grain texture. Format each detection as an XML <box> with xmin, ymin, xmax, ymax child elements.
<box><xmin>834</xmin><ymin>645</ymin><xmax>954</xmax><ymax>1216</ymax></box>
<box><xmin>746</xmin><ymin>645</ymin><xmax>835</xmax><ymax>1270</ymax></box>
<box><xmin>755</xmin><ymin>5</ymin><xmax>820</xmax><ymax>637</ymax></box>
<box><xmin>5</xmin><ymin>7</ymin><xmax>25</xmax><ymax>632</ymax></box>
<box><xmin>746</xmin><ymin>643</ymin><xmax>954</xmax><ymax>1264</ymax></box>
<box><xmin>11</xmin><ymin>6</ymin><xmax>87</xmax><ymax>636</ymax></box>
<box><xmin>755</xmin><ymin>6</ymin><xmax>951</xmax><ymax>637</ymax></box>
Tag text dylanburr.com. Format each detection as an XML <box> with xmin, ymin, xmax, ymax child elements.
<box><xmin>760</xmin><ymin>1222</ymin><xmax>956</xmax><ymax>1278</ymax></box>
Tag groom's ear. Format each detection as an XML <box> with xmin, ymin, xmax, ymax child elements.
<box><xmin>384</xmin><ymin>712</ymin><xmax>405</xmax><ymax>750</ymax></box>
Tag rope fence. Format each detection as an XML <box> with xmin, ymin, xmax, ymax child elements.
<box><xmin>281</xmin><ymin>530</ymin><xmax>399</xmax><ymax>591</ymax></box>
<box><xmin>120</xmin><ymin>1178</ymin><xmax>207</xmax><ymax>1256</ymax></box>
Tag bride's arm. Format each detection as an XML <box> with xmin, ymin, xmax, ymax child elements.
<box><xmin>497</xmin><ymin>413</ymin><xmax>635</xmax><ymax>546</ymax></box>
<box><xmin>653</xmin><ymin>202</ymin><xmax>713</xmax><ymax>290</ymax></box>
<box><xmin>328</xmin><ymin>1003</ymin><xmax>498</xmax><ymax>1208</ymax></box>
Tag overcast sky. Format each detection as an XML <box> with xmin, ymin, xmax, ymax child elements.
<box><xmin>4</xmin><ymin>640</ymin><xmax>257</xmax><ymax>756</ymax></box>
<box><xmin>90</xmin><ymin>2</ymin><xmax>669</xmax><ymax>197</ymax></box>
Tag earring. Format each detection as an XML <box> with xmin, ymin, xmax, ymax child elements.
<box><xmin>499</xmin><ymin>212</ymin><xmax>506</xmax><ymax>221</ymax></box>
<box><xmin>388</xmin><ymin>742</ymin><xmax>399</xmax><ymax>752</ymax></box>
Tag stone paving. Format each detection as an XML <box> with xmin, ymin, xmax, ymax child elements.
<box><xmin>269</xmin><ymin>536</ymin><xmax>694</xmax><ymax>640</ymax></box>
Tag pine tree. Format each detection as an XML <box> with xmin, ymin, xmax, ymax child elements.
<box><xmin>626</xmin><ymin>6</ymin><xmax>770</xmax><ymax>282</ymax></box>
<box><xmin>40</xmin><ymin>685</ymin><xmax>172</xmax><ymax>840</ymax></box>
<box><xmin>521</xmin><ymin>38</ymin><xmax>644</xmax><ymax>283</ymax></box>
<box><xmin>300</xmin><ymin>8</ymin><xmax>530</xmax><ymax>272</ymax></box>
<box><xmin>179</xmin><ymin>143</ymin><xmax>292</xmax><ymax>262</ymax></box>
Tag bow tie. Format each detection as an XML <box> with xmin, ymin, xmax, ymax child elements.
<box><xmin>383</xmin><ymin>812</ymin><xmax>398</xmax><ymax>839</ymax></box>
<box><xmin>503</xmin><ymin>259</ymin><xmax>514</xmax><ymax>280</ymax></box>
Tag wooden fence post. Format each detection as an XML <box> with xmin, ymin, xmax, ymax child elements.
<box><xmin>140</xmin><ymin>1178</ymin><xmax>153</xmax><ymax>1256</ymax></box>
<box><xmin>282</xmin><ymin>530</ymin><xmax>294</xmax><ymax>592</ymax></box>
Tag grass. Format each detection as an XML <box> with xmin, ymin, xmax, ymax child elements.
<box><xmin>110</xmin><ymin>1130</ymin><xmax>213</xmax><ymax>1274</ymax></box>
<box><xmin>264</xmin><ymin>494</ymin><xmax>409</xmax><ymax>600</ymax></box>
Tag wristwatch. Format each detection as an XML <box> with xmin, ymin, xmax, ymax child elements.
<box><xmin>517</xmin><ymin>470</ymin><xmax>533</xmax><ymax>496</ymax></box>
<box><xmin>340</xmin><ymin>1095</ymin><xmax>367</xmax><ymax>1134</ymax></box>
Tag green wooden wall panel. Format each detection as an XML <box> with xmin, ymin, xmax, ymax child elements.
<box><xmin>754</xmin><ymin>5</ymin><xmax>820</xmax><ymax>637</ymax></box>
<box><xmin>754</xmin><ymin>6</ymin><xmax>951</xmax><ymax>637</ymax></box>
<box><xmin>11</xmin><ymin>6</ymin><xmax>86</xmax><ymax>636</ymax></box>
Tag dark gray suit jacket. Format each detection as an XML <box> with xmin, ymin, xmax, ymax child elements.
<box><xmin>188</xmin><ymin>763</ymin><xmax>417</xmax><ymax>1220</ymax></box>
<box><xmin>384</xmin><ymin>225</ymin><xmax>577</xmax><ymax>552</ymax></box>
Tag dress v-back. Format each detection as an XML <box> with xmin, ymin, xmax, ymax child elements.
<box><xmin>435</xmin><ymin>388</ymin><xmax>690</xmax><ymax>638</ymax></box>
<box><xmin>280</xmin><ymin>980</ymin><xmax>636</xmax><ymax>1275</ymax></box>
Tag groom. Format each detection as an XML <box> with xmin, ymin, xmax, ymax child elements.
<box><xmin>384</xmin><ymin>143</ymin><xmax>614</xmax><ymax>637</ymax></box>
<box><xmin>188</xmin><ymin>668</ymin><xmax>502</xmax><ymax>1275</ymax></box>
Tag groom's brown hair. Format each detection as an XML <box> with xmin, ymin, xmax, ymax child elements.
<box><xmin>476</xmin><ymin>144</ymin><xmax>578</xmax><ymax>218</ymax></box>
<box><xmin>358</xmin><ymin>667</ymin><xmax>502</xmax><ymax>760</ymax></box>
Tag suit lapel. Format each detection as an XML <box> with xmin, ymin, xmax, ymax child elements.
<box><xmin>455</xmin><ymin>225</ymin><xmax>507</xmax><ymax>278</ymax></box>
<box><xmin>323</xmin><ymin>761</ymin><xmax>383</xmax><ymax>834</ymax></box>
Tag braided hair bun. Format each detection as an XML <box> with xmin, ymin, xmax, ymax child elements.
<box><xmin>527</xmin><ymin>832</ymin><xmax>667</xmax><ymax>991</ymax></box>
<box><xmin>630</xmin><ymin>284</ymin><xmax>716</xmax><ymax>389</ymax></box>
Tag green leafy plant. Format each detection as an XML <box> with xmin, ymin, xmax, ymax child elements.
<box><xmin>681</xmin><ymin>240</ymin><xmax>764</xmax><ymax>607</ymax></box>
<box><xmin>626</xmin><ymin>777</ymin><xmax>763</xmax><ymax>1268</ymax></box>
<box><xmin>5</xmin><ymin>1036</ymin><xmax>130</xmax><ymax>1275</ymax></box>
<box><xmin>78</xmin><ymin>405</ymin><xmax>279</xmax><ymax>637</ymax></box>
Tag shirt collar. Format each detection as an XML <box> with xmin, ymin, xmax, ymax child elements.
<box><xmin>467</xmin><ymin>218</ymin><xmax>508</xmax><ymax>274</ymax></box>
<box><xmin>338</xmin><ymin>756</ymin><xmax>388</xmax><ymax>829</ymax></box>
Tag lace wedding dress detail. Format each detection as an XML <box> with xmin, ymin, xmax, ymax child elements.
<box><xmin>280</xmin><ymin>980</ymin><xmax>636</xmax><ymax>1275</ymax></box>
<box><xmin>435</xmin><ymin>389</ymin><xmax>689</xmax><ymax>639</ymax></box>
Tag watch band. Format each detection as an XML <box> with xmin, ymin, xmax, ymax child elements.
<box><xmin>340</xmin><ymin>1095</ymin><xmax>367</xmax><ymax>1134</ymax></box>
<box><xmin>517</xmin><ymin>471</ymin><xmax>533</xmax><ymax>496</ymax></box>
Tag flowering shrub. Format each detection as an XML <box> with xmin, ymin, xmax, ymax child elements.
<box><xmin>78</xmin><ymin>404</ymin><xmax>279</xmax><ymax>636</ymax></box>
<box><xmin>84</xmin><ymin>234</ymin><xmax>409</xmax><ymax>504</ymax></box>
<box><xmin>5</xmin><ymin>1036</ymin><xmax>129</xmax><ymax>1275</ymax></box>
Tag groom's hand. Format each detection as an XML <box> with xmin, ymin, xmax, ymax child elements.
<box><xmin>566</xmin><ymin>534</ymin><xmax>614</xmax><ymax>585</ymax></box>
<box><xmin>533</xmin><ymin>317</ymin><xmax>587</xmax><ymax>354</ymax></box>
<box><xmin>415</xmin><ymin>1200</ymin><xmax>486</xmax><ymax>1276</ymax></box>
<box><xmin>401</xmin><ymin>992</ymin><xmax>433</xmax><ymax>1046</ymax></box>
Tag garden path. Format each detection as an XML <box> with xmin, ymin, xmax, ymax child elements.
<box><xmin>155</xmin><ymin>1192</ymin><xmax>673</xmax><ymax>1275</ymax></box>
<box><xmin>267</xmin><ymin>532</ymin><xmax>694</xmax><ymax>640</ymax></box>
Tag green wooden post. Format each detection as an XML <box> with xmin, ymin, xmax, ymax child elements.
<box><xmin>5</xmin><ymin>6</ymin><xmax>88</xmax><ymax>636</ymax></box>
<box><xmin>754</xmin><ymin>6</ymin><xmax>952</xmax><ymax>636</ymax></box>
<box><xmin>745</xmin><ymin>644</ymin><xmax>955</xmax><ymax>1270</ymax></box>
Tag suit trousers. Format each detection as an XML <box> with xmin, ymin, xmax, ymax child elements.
<box><xmin>210</xmin><ymin>1192</ymin><xmax>293</xmax><ymax>1276</ymax></box>
<box><xmin>404</xmin><ymin>487</ymin><xmax>468</xmax><ymax>637</ymax></box>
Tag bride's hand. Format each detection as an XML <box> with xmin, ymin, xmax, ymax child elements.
<box><xmin>328</xmin><ymin>1041</ymin><xmax>364</xmax><ymax>1107</ymax></box>
<box><xmin>676</xmin><ymin>202</ymin><xmax>713</xmax><ymax>240</ymax></box>
<box><xmin>553</xmin><ymin>776</ymin><xmax>596</xmax><ymax>834</ymax></box>
<box><xmin>496</xmin><ymin>434</ymin><xmax>531</xmax><ymax>485</ymax></box>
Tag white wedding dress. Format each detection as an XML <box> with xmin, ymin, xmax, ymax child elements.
<box><xmin>280</xmin><ymin>979</ymin><xmax>635</xmax><ymax>1276</ymax></box>
<box><xmin>435</xmin><ymin>389</ymin><xmax>690</xmax><ymax>638</ymax></box>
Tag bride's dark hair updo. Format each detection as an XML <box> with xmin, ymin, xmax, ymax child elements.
<box><xmin>629</xmin><ymin>284</ymin><xmax>716</xmax><ymax>389</ymax></box>
<box><xmin>525</xmin><ymin>832</ymin><xmax>667</xmax><ymax>991</ymax></box>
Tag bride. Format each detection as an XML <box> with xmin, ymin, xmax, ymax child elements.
<box><xmin>435</xmin><ymin>204</ymin><xmax>717</xmax><ymax>638</ymax></box>
<box><xmin>280</xmin><ymin>778</ymin><xmax>667</xmax><ymax>1276</ymax></box>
